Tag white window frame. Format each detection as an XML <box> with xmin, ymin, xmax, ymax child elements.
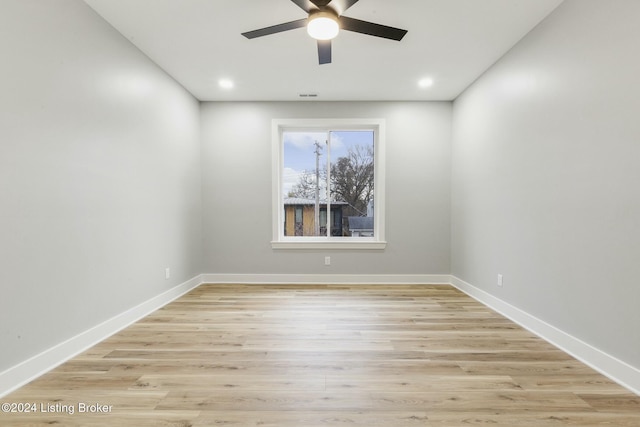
<box><xmin>271</xmin><ymin>118</ymin><xmax>386</xmax><ymax>249</ymax></box>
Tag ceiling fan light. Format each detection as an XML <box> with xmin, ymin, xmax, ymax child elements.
<box><xmin>307</xmin><ymin>12</ymin><xmax>339</xmax><ymax>40</ymax></box>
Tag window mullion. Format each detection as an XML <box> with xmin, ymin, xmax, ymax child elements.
<box><xmin>326</xmin><ymin>131</ymin><xmax>332</xmax><ymax>238</ymax></box>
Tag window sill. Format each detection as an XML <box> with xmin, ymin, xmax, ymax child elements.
<box><xmin>271</xmin><ymin>239</ymin><xmax>386</xmax><ymax>250</ymax></box>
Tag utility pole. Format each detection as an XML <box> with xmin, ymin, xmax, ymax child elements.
<box><xmin>314</xmin><ymin>141</ymin><xmax>322</xmax><ymax>236</ymax></box>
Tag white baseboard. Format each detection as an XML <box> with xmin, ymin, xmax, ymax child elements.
<box><xmin>201</xmin><ymin>273</ymin><xmax>451</xmax><ymax>285</ymax></box>
<box><xmin>0</xmin><ymin>274</ymin><xmax>203</xmax><ymax>398</ymax></box>
<box><xmin>450</xmin><ymin>275</ymin><xmax>640</xmax><ymax>396</ymax></box>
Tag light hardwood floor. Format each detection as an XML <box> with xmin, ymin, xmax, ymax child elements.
<box><xmin>1</xmin><ymin>284</ymin><xmax>638</xmax><ymax>426</ymax></box>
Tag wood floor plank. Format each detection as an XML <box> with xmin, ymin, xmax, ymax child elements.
<box><xmin>154</xmin><ymin>389</ymin><xmax>594</xmax><ymax>412</ymax></box>
<box><xmin>190</xmin><ymin>410</ymin><xmax>433</xmax><ymax>427</ymax></box>
<box><xmin>1</xmin><ymin>284</ymin><xmax>638</xmax><ymax>427</ymax></box>
<box><xmin>131</xmin><ymin>373</ymin><xmax>326</xmax><ymax>392</ymax></box>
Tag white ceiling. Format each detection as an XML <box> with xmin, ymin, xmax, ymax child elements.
<box><xmin>84</xmin><ymin>0</ymin><xmax>563</xmax><ymax>101</ymax></box>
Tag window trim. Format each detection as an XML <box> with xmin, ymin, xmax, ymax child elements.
<box><xmin>271</xmin><ymin>118</ymin><xmax>386</xmax><ymax>250</ymax></box>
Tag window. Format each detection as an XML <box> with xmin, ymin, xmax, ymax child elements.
<box><xmin>272</xmin><ymin>118</ymin><xmax>386</xmax><ymax>249</ymax></box>
<box><xmin>294</xmin><ymin>206</ymin><xmax>303</xmax><ymax>236</ymax></box>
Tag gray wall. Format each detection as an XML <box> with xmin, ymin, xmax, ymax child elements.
<box><xmin>201</xmin><ymin>102</ymin><xmax>452</xmax><ymax>275</ymax></box>
<box><xmin>452</xmin><ymin>0</ymin><xmax>640</xmax><ymax>368</ymax></box>
<box><xmin>0</xmin><ymin>0</ymin><xmax>203</xmax><ymax>371</ymax></box>
<box><xmin>5</xmin><ymin>0</ymin><xmax>638</xmax><ymax>389</ymax></box>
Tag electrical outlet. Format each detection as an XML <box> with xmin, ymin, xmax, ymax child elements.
<box><xmin>165</xmin><ymin>268</ymin><xmax>171</xmax><ymax>279</ymax></box>
<box><xmin>324</xmin><ymin>256</ymin><xmax>331</xmax><ymax>266</ymax></box>
<box><xmin>497</xmin><ymin>274</ymin><xmax>503</xmax><ymax>287</ymax></box>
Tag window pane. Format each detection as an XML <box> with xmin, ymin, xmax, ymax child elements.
<box><xmin>283</xmin><ymin>131</ymin><xmax>327</xmax><ymax>237</ymax></box>
<box><xmin>329</xmin><ymin>131</ymin><xmax>375</xmax><ymax>237</ymax></box>
<box><xmin>282</xmin><ymin>129</ymin><xmax>375</xmax><ymax>239</ymax></box>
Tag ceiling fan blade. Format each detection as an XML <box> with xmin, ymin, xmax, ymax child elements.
<box><xmin>339</xmin><ymin>16</ymin><xmax>407</xmax><ymax>41</ymax></box>
<box><xmin>301</xmin><ymin>0</ymin><xmax>358</xmax><ymax>15</ymax></box>
<box><xmin>290</xmin><ymin>0</ymin><xmax>319</xmax><ymax>13</ymax></box>
<box><xmin>327</xmin><ymin>0</ymin><xmax>360</xmax><ymax>15</ymax></box>
<box><xmin>317</xmin><ymin>40</ymin><xmax>332</xmax><ymax>64</ymax></box>
<box><xmin>241</xmin><ymin>18</ymin><xmax>307</xmax><ymax>39</ymax></box>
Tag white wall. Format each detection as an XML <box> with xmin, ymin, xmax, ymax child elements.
<box><xmin>0</xmin><ymin>0</ymin><xmax>202</xmax><ymax>372</ymax></box>
<box><xmin>201</xmin><ymin>102</ymin><xmax>451</xmax><ymax>277</ymax></box>
<box><xmin>452</xmin><ymin>0</ymin><xmax>640</xmax><ymax>373</ymax></box>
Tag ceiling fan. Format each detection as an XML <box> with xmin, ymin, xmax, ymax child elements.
<box><xmin>241</xmin><ymin>0</ymin><xmax>408</xmax><ymax>65</ymax></box>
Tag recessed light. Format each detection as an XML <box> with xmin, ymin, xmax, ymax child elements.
<box><xmin>418</xmin><ymin>77</ymin><xmax>434</xmax><ymax>89</ymax></box>
<box><xmin>218</xmin><ymin>79</ymin><xmax>234</xmax><ymax>89</ymax></box>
